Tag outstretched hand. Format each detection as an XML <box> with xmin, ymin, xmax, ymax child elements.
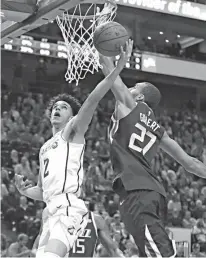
<box><xmin>115</xmin><ymin>39</ymin><xmax>134</xmax><ymax>71</ymax></box>
<box><xmin>96</xmin><ymin>2</ymin><xmax>114</xmax><ymax>25</ymax></box>
<box><xmin>100</xmin><ymin>39</ymin><xmax>133</xmax><ymax>71</ymax></box>
<box><xmin>15</xmin><ymin>174</ymin><xmax>33</xmax><ymax>194</ymax></box>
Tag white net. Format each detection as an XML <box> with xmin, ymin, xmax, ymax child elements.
<box><xmin>56</xmin><ymin>0</ymin><xmax>117</xmax><ymax>85</ymax></box>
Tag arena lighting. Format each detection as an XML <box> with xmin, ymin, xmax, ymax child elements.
<box><xmin>57</xmin><ymin>52</ymin><xmax>68</xmax><ymax>58</ymax></box>
<box><xmin>147</xmin><ymin>36</ymin><xmax>151</xmax><ymax>40</ymax></box>
<box><xmin>2</xmin><ymin>37</ymin><xmax>137</xmax><ymax>67</ymax></box>
<box><xmin>39</xmin><ymin>38</ymin><xmax>51</xmax><ymax>56</ymax></box>
<box><xmin>177</xmin><ymin>34</ymin><xmax>181</xmax><ymax>38</ymax></box>
<box><xmin>4</xmin><ymin>43</ymin><xmax>12</xmax><ymax>50</ymax></box>
<box><xmin>20</xmin><ymin>35</ymin><xmax>34</xmax><ymax>54</ymax></box>
<box><xmin>20</xmin><ymin>46</ymin><xmax>34</xmax><ymax>53</ymax></box>
<box><xmin>159</xmin><ymin>31</ymin><xmax>163</xmax><ymax>35</ymax></box>
<box><xmin>135</xmin><ymin>64</ymin><xmax>140</xmax><ymax>69</ymax></box>
<box><xmin>40</xmin><ymin>49</ymin><xmax>50</xmax><ymax>55</ymax></box>
<box><xmin>21</xmin><ymin>36</ymin><xmax>33</xmax><ymax>47</ymax></box>
<box><xmin>165</xmin><ymin>39</ymin><xmax>169</xmax><ymax>43</ymax></box>
<box><xmin>135</xmin><ymin>57</ymin><xmax>140</xmax><ymax>63</ymax></box>
<box><xmin>40</xmin><ymin>38</ymin><xmax>50</xmax><ymax>49</ymax></box>
<box><xmin>57</xmin><ymin>41</ymin><xmax>67</xmax><ymax>52</ymax></box>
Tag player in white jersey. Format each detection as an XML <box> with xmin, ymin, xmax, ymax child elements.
<box><xmin>15</xmin><ymin>41</ymin><xmax>132</xmax><ymax>258</ymax></box>
<box><xmin>32</xmin><ymin>207</ymin><xmax>125</xmax><ymax>258</ymax></box>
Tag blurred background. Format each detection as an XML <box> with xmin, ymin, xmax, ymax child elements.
<box><xmin>1</xmin><ymin>0</ymin><xmax>206</xmax><ymax>257</ymax></box>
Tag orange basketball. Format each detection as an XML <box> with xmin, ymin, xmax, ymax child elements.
<box><xmin>93</xmin><ymin>21</ymin><xmax>129</xmax><ymax>57</ymax></box>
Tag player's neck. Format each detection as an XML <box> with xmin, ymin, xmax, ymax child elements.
<box><xmin>52</xmin><ymin>124</ymin><xmax>65</xmax><ymax>136</ymax></box>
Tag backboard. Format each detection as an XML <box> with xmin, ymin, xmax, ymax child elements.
<box><xmin>1</xmin><ymin>0</ymin><xmax>83</xmax><ymax>45</ymax></box>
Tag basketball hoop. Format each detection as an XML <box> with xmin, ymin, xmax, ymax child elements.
<box><xmin>56</xmin><ymin>0</ymin><xmax>117</xmax><ymax>85</ymax></box>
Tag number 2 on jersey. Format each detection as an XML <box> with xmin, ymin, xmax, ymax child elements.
<box><xmin>43</xmin><ymin>158</ymin><xmax>49</xmax><ymax>178</ymax></box>
<box><xmin>129</xmin><ymin>122</ymin><xmax>156</xmax><ymax>155</ymax></box>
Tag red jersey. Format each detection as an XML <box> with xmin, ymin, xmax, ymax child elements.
<box><xmin>109</xmin><ymin>102</ymin><xmax>166</xmax><ymax>197</ymax></box>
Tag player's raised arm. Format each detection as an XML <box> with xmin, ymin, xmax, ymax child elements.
<box><xmin>94</xmin><ymin>214</ymin><xmax>125</xmax><ymax>257</ymax></box>
<box><xmin>70</xmin><ymin>43</ymin><xmax>130</xmax><ymax>136</ymax></box>
<box><xmin>99</xmin><ymin>39</ymin><xmax>136</xmax><ymax>110</ymax></box>
<box><xmin>160</xmin><ymin>131</ymin><xmax>206</xmax><ymax>178</ymax></box>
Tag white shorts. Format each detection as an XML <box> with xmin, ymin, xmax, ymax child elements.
<box><xmin>36</xmin><ymin>246</ymin><xmax>70</xmax><ymax>258</ymax></box>
<box><xmin>39</xmin><ymin>193</ymin><xmax>88</xmax><ymax>253</ymax></box>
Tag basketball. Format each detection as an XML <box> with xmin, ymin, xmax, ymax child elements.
<box><xmin>93</xmin><ymin>21</ymin><xmax>129</xmax><ymax>57</ymax></box>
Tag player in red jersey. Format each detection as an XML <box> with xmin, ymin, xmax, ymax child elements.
<box><xmin>100</xmin><ymin>46</ymin><xmax>206</xmax><ymax>257</ymax></box>
<box><xmin>32</xmin><ymin>207</ymin><xmax>124</xmax><ymax>258</ymax></box>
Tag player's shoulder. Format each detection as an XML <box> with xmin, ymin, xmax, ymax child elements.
<box><xmin>140</xmin><ymin>101</ymin><xmax>154</xmax><ymax>113</ymax></box>
<box><xmin>114</xmin><ymin>101</ymin><xmax>137</xmax><ymax>120</ymax></box>
<box><xmin>8</xmin><ymin>242</ymin><xmax>18</xmax><ymax>249</ymax></box>
<box><xmin>39</xmin><ymin>137</ymin><xmax>51</xmax><ymax>152</ymax></box>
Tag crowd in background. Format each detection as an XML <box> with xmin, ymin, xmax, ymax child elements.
<box><xmin>1</xmin><ymin>86</ymin><xmax>206</xmax><ymax>257</ymax></box>
<box><xmin>1</xmin><ymin>0</ymin><xmax>206</xmax><ymax>256</ymax></box>
<box><xmin>134</xmin><ymin>39</ymin><xmax>206</xmax><ymax>64</ymax></box>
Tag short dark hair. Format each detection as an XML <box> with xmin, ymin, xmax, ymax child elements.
<box><xmin>47</xmin><ymin>93</ymin><xmax>81</xmax><ymax>117</ymax></box>
<box><xmin>18</xmin><ymin>233</ymin><xmax>28</xmax><ymax>242</ymax></box>
<box><xmin>135</xmin><ymin>82</ymin><xmax>161</xmax><ymax>109</ymax></box>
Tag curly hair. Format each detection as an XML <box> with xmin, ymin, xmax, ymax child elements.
<box><xmin>47</xmin><ymin>93</ymin><xmax>81</xmax><ymax>117</ymax></box>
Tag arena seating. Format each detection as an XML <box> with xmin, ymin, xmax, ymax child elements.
<box><xmin>1</xmin><ymin>83</ymin><xmax>206</xmax><ymax>257</ymax></box>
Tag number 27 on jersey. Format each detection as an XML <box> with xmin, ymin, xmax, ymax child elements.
<box><xmin>129</xmin><ymin>123</ymin><xmax>156</xmax><ymax>155</ymax></box>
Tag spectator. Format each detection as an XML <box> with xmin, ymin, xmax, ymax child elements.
<box><xmin>16</xmin><ymin>196</ymin><xmax>29</xmax><ymax>227</ymax></box>
<box><xmin>1</xmin><ymin>90</ymin><xmax>206</xmax><ymax>255</ymax></box>
<box><xmin>2</xmin><ymin>94</ymin><xmax>10</xmax><ymax>112</ymax></box>
<box><xmin>192</xmin><ymin>200</ymin><xmax>205</xmax><ymax>219</ymax></box>
<box><xmin>16</xmin><ymin>116</ymin><xmax>26</xmax><ymax>132</ymax></box>
<box><xmin>192</xmin><ymin>219</ymin><xmax>206</xmax><ymax>244</ymax></box>
<box><xmin>111</xmin><ymin>212</ymin><xmax>124</xmax><ymax>234</ymax></box>
<box><xmin>14</xmin><ymin>156</ymin><xmax>32</xmax><ymax>179</ymax></box>
<box><xmin>203</xmin><ymin>211</ymin><xmax>206</xmax><ymax>227</ymax></box>
<box><xmin>16</xmin><ymin>95</ymin><xmax>23</xmax><ymax>111</ymax></box>
<box><xmin>1</xmin><ymin>111</ymin><xmax>13</xmax><ymax>130</ymax></box>
<box><xmin>30</xmin><ymin>160</ymin><xmax>39</xmax><ymax>184</ymax></box>
<box><xmin>31</xmin><ymin>133</ymin><xmax>45</xmax><ymax>148</ymax></box>
<box><xmin>168</xmin><ymin>208</ymin><xmax>183</xmax><ymax>227</ymax></box>
<box><xmin>23</xmin><ymin>92</ymin><xmax>36</xmax><ymax>110</ymax></box>
<box><xmin>7</xmin><ymin>233</ymin><xmax>31</xmax><ymax>257</ymax></box>
<box><xmin>190</xmin><ymin>243</ymin><xmax>205</xmax><ymax>257</ymax></box>
<box><xmin>182</xmin><ymin>211</ymin><xmax>195</xmax><ymax>228</ymax></box>
<box><xmin>95</xmin><ymin>137</ymin><xmax>110</xmax><ymax>159</ymax></box>
<box><xmin>19</xmin><ymin>126</ymin><xmax>33</xmax><ymax>143</ymax></box>
<box><xmin>10</xmin><ymin>103</ymin><xmax>20</xmax><ymax>121</ymax></box>
<box><xmin>171</xmin><ymin>193</ymin><xmax>182</xmax><ymax>212</ymax></box>
<box><xmin>1</xmin><ymin>167</ymin><xmax>10</xmax><ymax>186</ymax></box>
<box><xmin>1</xmin><ymin>183</ymin><xmax>9</xmax><ymax>199</ymax></box>
<box><xmin>8</xmin><ymin>149</ymin><xmax>19</xmax><ymax>168</ymax></box>
<box><xmin>1</xmin><ymin>234</ymin><xmax>8</xmax><ymax>257</ymax></box>
<box><xmin>2</xmin><ymin>184</ymin><xmax>19</xmax><ymax>216</ymax></box>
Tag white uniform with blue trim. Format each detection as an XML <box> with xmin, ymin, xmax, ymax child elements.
<box><xmin>38</xmin><ymin>131</ymin><xmax>88</xmax><ymax>253</ymax></box>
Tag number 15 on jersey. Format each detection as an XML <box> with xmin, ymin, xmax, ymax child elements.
<box><xmin>129</xmin><ymin>122</ymin><xmax>157</xmax><ymax>155</ymax></box>
<box><xmin>72</xmin><ymin>239</ymin><xmax>85</xmax><ymax>254</ymax></box>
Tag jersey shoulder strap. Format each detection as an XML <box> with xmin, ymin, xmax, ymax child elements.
<box><xmin>90</xmin><ymin>212</ymin><xmax>98</xmax><ymax>237</ymax></box>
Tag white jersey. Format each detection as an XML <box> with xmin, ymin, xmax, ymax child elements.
<box><xmin>39</xmin><ymin>130</ymin><xmax>85</xmax><ymax>203</ymax></box>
